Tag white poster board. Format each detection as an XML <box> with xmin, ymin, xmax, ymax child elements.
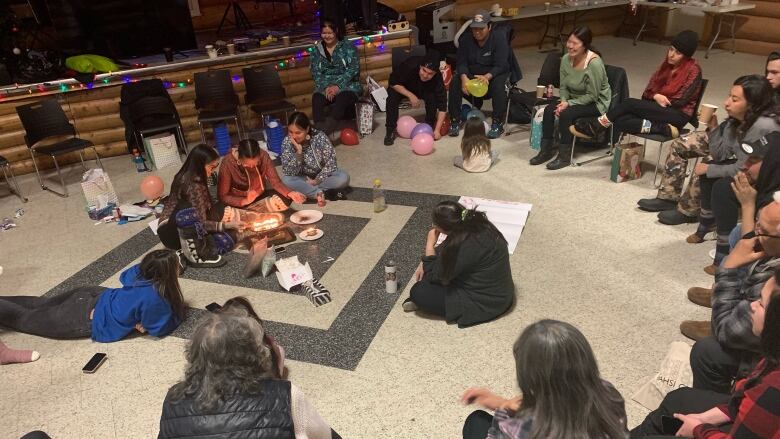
<box><xmin>457</xmin><ymin>196</ymin><xmax>533</xmax><ymax>254</ymax></box>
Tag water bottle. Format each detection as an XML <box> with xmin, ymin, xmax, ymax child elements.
<box><xmin>132</xmin><ymin>149</ymin><xmax>148</xmax><ymax>172</ymax></box>
<box><xmin>373</xmin><ymin>178</ymin><xmax>387</xmax><ymax>213</ymax></box>
<box><xmin>385</xmin><ymin>260</ymin><xmax>397</xmax><ymax>294</ymax></box>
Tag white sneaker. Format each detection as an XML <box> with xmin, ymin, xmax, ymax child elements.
<box><xmin>402</xmin><ymin>298</ymin><xmax>418</xmax><ymax>312</ymax></box>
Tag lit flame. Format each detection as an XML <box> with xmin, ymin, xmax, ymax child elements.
<box><xmin>252</xmin><ymin>218</ymin><xmax>281</xmax><ymax>232</ymax></box>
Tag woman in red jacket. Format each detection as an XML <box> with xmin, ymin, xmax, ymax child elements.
<box><xmin>572</xmin><ymin>30</ymin><xmax>702</xmax><ymax>140</ymax></box>
<box><xmin>630</xmin><ymin>268</ymin><xmax>780</xmax><ymax>438</ymax></box>
<box><xmin>218</xmin><ymin>139</ymin><xmax>306</xmax><ymax>211</ymax></box>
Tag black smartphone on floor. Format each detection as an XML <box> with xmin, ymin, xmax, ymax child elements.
<box><xmin>206</xmin><ymin>302</ymin><xmax>222</xmax><ymax>312</ymax></box>
<box><xmin>82</xmin><ymin>353</ymin><xmax>108</xmax><ymax>374</ymax></box>
<box><xmin>661</xmin><ymin>415</ymin><xmax>684</xmax><ymax>435</ymax></box>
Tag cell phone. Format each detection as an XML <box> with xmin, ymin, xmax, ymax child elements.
<box><xmin>661</xmin><ymin>415</ymin><xmax>684</xmax><ymax>435</ymax></box>
<box><xmin>206</xmin><ymin>302</ymin><xmax>222</xmax><ymax>312</ymax></box>
<box><xmin>82</xmin><ymin>353</ymin><xmax>108</xmax><ymax>374</ymax></box>
<box><xmin>275</xmin><ymin>246</ymin><xmax>286</xmax><ymax>254</ymax></box>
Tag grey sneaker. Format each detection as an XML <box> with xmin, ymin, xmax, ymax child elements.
<box><xmin>402</xmin><ymin>297</ymin><xmax>418</xmax><ymax>312</ymax></box>
<box><xmin>487</xmin><ymin>121</ymin><xmax>504</xmax><ymax>139</ymax></box>
<box><xmin>448</xmin><ymin>119</ymin><xmax>461</xmax><ymax>137</ymax></box>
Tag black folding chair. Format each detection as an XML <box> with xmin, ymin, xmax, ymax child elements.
<box><xmin>504</xmin><ymin>50</ymin><xmax>562</xmax><ymax>136</ymax></box>
<box><xmin>127</xmin><ymin>96</ymin><xmax>188</xmax><ymax>155</ymax></box>
<box><xmin>16</xmin><ymin>99</ymin><xmax>103</xmax><ymax>197</ymax></box>
<box><xmin>243</xmin><ymin>65</ymin><xmax>296</xmax><ymax>129</ymax></box>
<box><xmin>0</xmin><ymin>155</ymin><xmax>27</xmax><ymax>202</ymax></box>
<box><xmin>194</xmin><ymin>70</ymin><xmax>244</xmax><ymax>143</ymax></box>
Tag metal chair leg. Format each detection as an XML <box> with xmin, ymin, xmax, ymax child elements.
<box><xmin>571</xmin><ymin>124</ymin><xmax>615</xmax><ymax>167</ymax></box>
<box><xmin>653</xmin><ymin>140</ymin><xmax>666</xmax><ymax>187</ymax></box>
<box><xmin>2</xmin><ymin>165</ymin><xmax>28</xmax><ymax>203</ymax></box>
<box><xmin>78</xmin><ymin>150</ymin><xmax>87</xmax><ymax>170</ymax></box>
<box><xmin>176</xmin><ymin>126</ymin><xmax>188</xmax><ymax>154</ymax></box>
<box><xmin>41</xmin><ymin>154</ymin><xmax>68</xmax><ymax>198</ymax></box>
<box><xmin>91</xmin><ymin>146</ymin><xmax>104</xmax><ymax>170</ymax></box>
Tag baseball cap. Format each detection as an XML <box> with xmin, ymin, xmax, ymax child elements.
<box><xmin>470</xmin><ymin>10</ymin><xmax>492</xmax><ymax>28</ymax></box>
<box><xmin>741</xmin><ymin>131</ymin><xmax>780</xmax><ymax>158</ymax></box>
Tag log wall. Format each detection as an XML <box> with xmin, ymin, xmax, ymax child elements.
<box><xmin>0</xmin><ymin>33</ymin><xmax>411</xmax><ymax>176</ymax></box>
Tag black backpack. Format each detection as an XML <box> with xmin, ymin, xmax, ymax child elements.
<box><xmin>507</xmin><ymin>89</ymin><xmax>536</xmax><ymax>124</ymax></box>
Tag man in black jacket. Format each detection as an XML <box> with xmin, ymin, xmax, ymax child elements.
<box><xmin>448</xmin><ymin>10</ymin><xmax>511</xmax><ymax>139</ymax></box>
<box><xmin>384</xmin><ymin>50</ymin><xmax>447</xmax><ymax>146</ymax></box>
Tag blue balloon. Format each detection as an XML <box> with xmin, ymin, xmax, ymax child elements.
<box><xmin>467</xmin><ymin>109</ymin><xmax>486</xmax><ymax>122</ymax></box>
<box><xmin>460</xmin><ymin>104</ymin><xmax>472</xmax><ymax>120</ymax></box>
<box><xmin>410</xmin><ymin>123</ymin><xmax>433</xmax><ymax>139</ymax></box>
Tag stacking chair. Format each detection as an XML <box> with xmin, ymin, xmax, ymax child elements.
<box><xmin>194</xmin><ymin>70</ymin><xmax>244</xmax><ymax>143</ymax></box>
<box><xmin>391</xmin><ymin>45</ymin><xmax>426</xmax><ymax>71</ymax></box>
<box><xmin>16</xmin><ymin>99</ymin><xmax>103</xmax><ymax>197</ymax></box>
<box><xmin>0</xmin><ymin>156</ymin><xmax>27</xmax><ymax>202</ymax></box>
<box><xmin>128</xmin><ymin>96</ymin><xmax>188</xmax><ymax>155</ymax></box>
<box><xmin>632</xmin><ymin>79</ymin><xmax>709</xmax><ymax>186</ymax></box>
<box><xmin>503</xmin><ymin>50</ymin><xmax>561</xmax><ymax>136</ymax></box>
<box><xmin>569</xmin><ymin>65</ymin><xmax>630</xmax><ymax>166</ymax></box>
<box><xmin>243</xmin><ymin>65</ymin><xmax>296</xmax><ymax>128</ymax></box>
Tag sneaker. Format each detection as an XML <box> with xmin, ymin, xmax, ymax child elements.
<box><xmin>383</xmin><ymin>131</ymin><xmax>396</xmax><ymax>146</ymax></box>
<box><xmin>637</xmin><ymin>197</ymin><xmax>677</xmax><ymax>212</ymax></box>
<box><xmin>402</xmin><ymin>297</ymin><xmax>418</xmax><ymax>312</ymax></box>
<box><xmin>680</xmin><ymin>320</ymin><xmax>712</xmax><ymax>341</ymax></box>
<box><xmin>657</xmin><ymin>209</ymin><xmax>698</xmax><ymax>225</ymax></box>
<box><xmin>570</xmin><ymin>117</ymin><xmax>605</xmax><ymax>139</ymax></box>
<box><xmin>448</xmin><ymin>119</ymin><xmax>461</xmax><ymax>137</ymax></box>
<box><xmin>661</xmin><ymin>124</ymin><xmax>680</xmax><ymax>139</ymax></box>
<box><xmin>687</xmin><ymin>287</ymin><xmax>713</xmax><ymax>308</ymax></box>
<box><xmin>487</xmin><ymin>121</ymin><xmax>504</xmax><ymax>139</ymax></box>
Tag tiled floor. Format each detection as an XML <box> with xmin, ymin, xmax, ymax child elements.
<box><xmin>0</xmin><ymin>36</ymin><xmax>769</xmax><ymax>438</ymax></box>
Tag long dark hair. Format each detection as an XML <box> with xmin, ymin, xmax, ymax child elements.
<box><xmin>461</xmin><ymin>117</ymin><xmax>490</xmax><ymax>160</ymax></box>
<box><xmin>221</xmin><ymin>296</ymin><xmax>282</xmax><ymax>378</ymax></box>
<box><xmin>168</xmin><ymin>311</ymin><xmax>275</xmax><ymax>411</ymax></box>
<box><xmin>139</xmin><ymin>249</ymin><xmax>185</xmax><ymax>319</ymax></box>
<box><xmin>288</xmin><ymin>111</ymin><xmax>312</xmax><ymax>132</ymax></box>
<box><xmin>513</xmin><ymin>320</ymin><xmax>628</xmax><ymax>439</ymax></box>
<box><xmin>433</xmin><ymin>201</ymin><xmax>505</xmax><ymax>284</ymax></box>
<box><xmin>746</xmin><ymin>269</ymin><xmax>780</xmax><ymax>388</ymax></box>
<box><xmin>570</xmin><ymin>25</ymin><xmax>601</xmax><ymax>58</ymax></box>
<box><xmin>236</xmin><ymin>139</ymin><xmax>261</xmax><ymax>159</ymax></box>
<box><xmin>732</xmin><ymin>75</ymin><xmax>778</xmax><ymax>138</ymax></box>
<box><xmin>171</xmin><ymin>143</ymin><xmax>219</xmax><ymax>197</ymax></box>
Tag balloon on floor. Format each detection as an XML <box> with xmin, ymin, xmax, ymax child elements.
<box><xmin>340</xmin><ymin>128</ymin><xmax>359</xmax><ymax>145</ymax></box>
<box><xmin>140</xmin><ymin>175</ymin><xmax>164</xmax><ymax>200</ymax></box>
<box><xmin>466</xmin><ymin>109</ymin><xmax>486</xmax><ymax>122</ymax></box>
<box><xmin>410</xmin><ymin>123</ymin><xmax>433</xmax><ymax>139</ymax></box>
<box><xmin>411</xmin><ymin>133</ymin><xmax>434</xmax><ymax>155</ymax></box>
<box><xmin>396</xmin><ymin>115</ymin><xmax>417</xmax><ymax>138</ymax></box>
<box><xmin>460</xmin><ymin>104</ymin><xmax>472</xmax><ymax>121</ymax></box>
<box><xmin>439</xmin><ymin>118</ymin><xmax>451</xmax><ymax>137</ymax></box>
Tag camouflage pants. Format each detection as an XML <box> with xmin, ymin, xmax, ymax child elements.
<box><xmin>656</xmin><ymin>131</ymin><xmax>709</xmax><ymax>216</ymax></box>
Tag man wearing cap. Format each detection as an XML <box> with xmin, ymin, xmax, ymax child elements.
<box><xmin>383</xmin><ymin>50</ymin><xmax>447</xmax><ymax>146</ymax></box>
<box><xmin>448</xmin><ymin>10</ymin><xmax>511</xmax><ymax>139</ymax></box>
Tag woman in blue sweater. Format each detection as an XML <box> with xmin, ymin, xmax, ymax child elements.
<box><xmin>0</xmin><ymin>249</ymin><xmax>185</xmax><ymax>342</ymax></box>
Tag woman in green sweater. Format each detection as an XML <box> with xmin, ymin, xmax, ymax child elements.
<box><xmin>530</xmin><ymin>26</ymin><xmax>612</xmax><ymax>170</ymax></box>
<box><xmin>310</xmin><ymin>19</ymin><xmax>362</xmax><ymax>135</ymax></box>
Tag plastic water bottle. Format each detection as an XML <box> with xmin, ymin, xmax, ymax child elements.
<box><xmin>373</xmin><ymin>179</ymin><xmax>387</xmax><ymax>213</ymax></box>
<box><xmin>385</xmin><ymin>260</ymin><xmax>397</xmax><ymax>294</ymax></box>
<box><xmin>132</xmin><ymin>149</ymin><xmax>148</xmax><ymax>172</ymax></box>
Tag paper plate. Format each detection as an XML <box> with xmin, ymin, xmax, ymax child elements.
<box><xmin>290</xmin><ymin>210</ymin><xmax>323</xmax><ymax>225</ymax></box>
<box><xmin>299</xmin><ymin>228</ymin><xmax>324</xmax><ymax>241</ymax></box>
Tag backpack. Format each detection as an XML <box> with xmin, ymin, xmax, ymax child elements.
<box><xmin>507</xmin><ymin>89</ymin><xmax>535</xmax><ymax>124</ymax></box>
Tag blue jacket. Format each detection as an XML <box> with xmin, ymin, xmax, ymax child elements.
<box><xmin>91</xmin><ymin>264</ymin><xmax>180</xmax><ymax>343</ymax></box>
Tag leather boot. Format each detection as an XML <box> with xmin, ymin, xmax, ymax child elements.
<box><xmin>529</xmin><ymin>139</ymin><xmax>556</xmax><ymax>165</ymax></box>
<box><xmin>687</xmin><ymin>287</ymin><xmax>713</xmax><ymax>308</ymax></box>
<box><xmin>680</xmin><ymin>320</ymin><xmax>712</xmax><ymax>341</ymax></box>
<box><xmin>546</xmin><ymin>141</ymin><xmax>572</xmax><ymax>170</ymax></box>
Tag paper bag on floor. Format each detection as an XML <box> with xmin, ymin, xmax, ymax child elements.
<box><xmin>274</xmin><ymin>256</ymin><xmax>313</xmax><ymax>291</ymax></box>
<box><xmin>529</xmin><ymin>105</ymin><xmax>546</xmax><ymax>150</ymax></box>
<box><xmin>632</xmin><ymin>341</ymin><xmax>693</xmax><ymax>410</ymax></box>
<box><xmin>610</xmin><ymin>141</ymin><xmax>645</xmax><ymax>183</ymax></box>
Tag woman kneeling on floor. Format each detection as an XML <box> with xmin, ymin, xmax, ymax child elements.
<box><xmin>403</xmin><ymin>200</ymin><xmax>514</xmax><ymax>327</ymax></box>
<box><xmin>158</xmin><ymin>307</ymin><xmax>341</xmax><ymax>439</ymax></box>
<box><xmin>0</xmin><ymin>249</ymin><xmax>185</xmax><ymax>342</ymax></box>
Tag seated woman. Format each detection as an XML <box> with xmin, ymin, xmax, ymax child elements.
<box><xmin>631</xmin><ymin>268</ymin><xmax>780</xmax><ymax>438</ymax></box>
<box><xmin>158</xmin><ymin>309</ymin><xmax>340</xmax><ymax>439</ymax></box>
<box><xmin>572</xmin><ymin>30</ymin><xmax>702</xmax><ymax>140</ymax></box>
<box><xmin>0</xmin><ymin>249</ymin><xmax>185</xmax><ymax>342</ymax></box>
<box><xmin>461</xmin><ymin>320</ymin><xmax>628</xmax><ymax>439</ymax></box>
<box><xmin>403</xmin><ymin>201</ymin><xmax>514</xmax><ymax>327</ymax></box>
<box><xmin>280</xmin><ymin>112</ymin><xmax>350</xmax><ymax>203</ymax></box>
<box><xmin>637</xmin><ymin>75</ymin><xmax>780</xmax><ymax>227</ymax></box>
<box><xmin>158</xmin><ymin>144</ymin><xmax>244</xmax><ymax>268</ymax></box>
<box><xmin>529</xmin><ymin>26</ymin><xmax>611</xmax><ymax>170</ymax></box>
<box><xmin>310</xmin><ymin>19</ymin><xmax>361</xmax><ymax>135</ymax></box>
<box><xmin>217</xmin><ymin>139</ymin><xmax>306</xmax><ymax>211</ymax></box>
<box><xmin>220</xmin><ymin>296</ymin><xmax>287</xmax><ymax>379</ymax></box>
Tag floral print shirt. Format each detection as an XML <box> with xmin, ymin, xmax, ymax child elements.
<box><xmin>280</xmin><ymin>130</ymin><xmax>338</xmax><ymax>184</ymax></box>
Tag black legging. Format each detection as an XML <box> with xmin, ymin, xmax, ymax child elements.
<box><xmin>609</xmin><ymin>98</ymin><xmax>689</xmax><ymax>134</ymax></box>
<box><xmin>630</xmin><ymin>387</ymin><xmax>731</xmax><ymax>438</ymax></box>
<box><xmin>542</xmin><ymin>102</ymin><xmax>600</xmax><ymax>145</ymax></box>
<box><xmin>409</xmin><ymin>280</ymin><xmax>446</xmax><ymax>317</ymax></box>
<box><xmin>312</xmin><ymin>91</ymin><xmax>358</xmax><ymax>123</ymax></box>
<box><xmin>696</xmin><ymin>166</ymin><xmax>738</xmax><ymax>267</ymax></box>
<box><xmin>462</xmin><ymin>410</ymin><xmax>494</xmax><ymax>439</ymax></box>
<box><xmin>0</xmin><ymin>286</ymin><xmax>103</xmax><ymax>339</ymax></box>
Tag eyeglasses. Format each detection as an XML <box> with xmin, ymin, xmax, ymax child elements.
<box><xmin>755</xmin><ymin>223</ymin><xmax>780</xmax><ymax>239</ymax></box>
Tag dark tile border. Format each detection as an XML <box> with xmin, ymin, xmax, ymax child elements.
<box><xmin>44</xmin><ymin>188</ymin><xmax>456</xmax><ymax>370</ymax></box>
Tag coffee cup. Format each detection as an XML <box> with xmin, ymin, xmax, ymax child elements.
<box><xmin>227</xmin><ymin>43</ymin><xmax>236</xmax><ymax>55</ymax></box>
<box><xmin>536</xmin><ymin>85</ymin><xmax>545</xmax><ymax>98</ymax></box>
<box><xmin>282</xmin><ymin>36</ymin><xmax>291</xmax><ymax>46</ymax></box>
<box><xmin>163</xmin><ymin>47</ymin><xmax>173</xmax><ymax>62</ymax></box>
<box><xmin>205</xmin><ymin>44</ymin><xmax>218</xmax><ymax>59</ymax></box>
<box><xmin>699</xmin><ymin>104</ymin><xmax>717</xmax><ymax>123</ymax></box>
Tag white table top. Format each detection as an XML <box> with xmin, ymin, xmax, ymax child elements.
<box><xmin>499</xmin><ymin>0</ymin><xmax>630</xmax><ymax>20</ymax></box>
<box><xmin>633</xmin><ymin>0</ymin><xmax>756</xmax><ymax>13</ymax></box>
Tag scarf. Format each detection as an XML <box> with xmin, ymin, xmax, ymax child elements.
<box><xmin>647</xmin><ymin>57</ymin><xmax>697</xmax><ymax>99</ymax></box>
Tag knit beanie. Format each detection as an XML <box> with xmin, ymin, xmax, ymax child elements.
<box><xmin>420</xmin><ymin>49</ymin><xmax>441</xmax><ymax>71</ymax></box>
<box><xmin>671</xmin><ymin>30</ymin><xmax>698</xmax><ymax>58</ymax></box>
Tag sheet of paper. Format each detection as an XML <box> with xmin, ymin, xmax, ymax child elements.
<box><xmin>148</xmin><ymin>218</ymin><xmax>160</xmax><ymax>235</ymax></box>
<box><xmin>457</xmin><ymin>196</ymin><xmax>533</xmax><ymax>254</ymax></box>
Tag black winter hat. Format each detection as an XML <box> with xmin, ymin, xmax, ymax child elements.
<box><xmin>671</xmin><ymin>30</ymin><xmax>698</xmax><ymax>58</ymax></box>
<box><xmin>420</xmin><ymin>49</ymin><xmax>441</xmax><ymax>71</ymax></box>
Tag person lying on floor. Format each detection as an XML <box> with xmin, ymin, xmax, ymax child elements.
<box><xmin>0</xmin><ymin>339</ymin><xmax>40</xmax><ymax>365</ymax></box>
<box><xmin>158</xmin><ymin>308</ymin><xmax>341</xmax><ymax>439</ymax></box>
<box><xmin>630</xmin><ymin>268</ymin><xmax>780</xmax><ymax>439</ymax></box>
<box><xmin>637</xmin><ymin>75</ymin><xmax>780</xmax><ymax>226</ymax></box>
<box><xmin>280</xmin><ymin>111</ymin><xmax>350</xmax><ymax>204</ymax></box>
<box><xmin>0</xmin><ymin>249</ymin><xmax>185</xmax><ymax>342</ymax></box>
<box><xmin>217</xmin><ymin>139</ymin><xmax>306</xmax><ymax>211</ymax></box>
<box><xmin>402</xmin><ymin>200</ymin><xmax>514</xmax><ymax>327</ymax></box>
<box><xmin>460</xmin><ymin>319</ymin><xmax>628</xmax><ymax>439</ymax></box>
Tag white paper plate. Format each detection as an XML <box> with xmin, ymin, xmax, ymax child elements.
<box><xmin>299</xmin><ymin>229</ymin><xmax>324</xmax><ymax>241</ymax></box>
<box><xmin>290</xmin><ymin>210</ymin><xmax>324</xmax><ymax>225</ymax></box>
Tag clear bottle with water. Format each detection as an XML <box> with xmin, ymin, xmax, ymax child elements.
<box><xmin>132</xmin><ymin>149</ymin><xmax>148</xmax><ymax>172</ymax></box>
<box><xmin>373</xmin><ymin>178</ymin><xmax>387</xmax><ymax>213</ymax></box>
<box><xmin>385</xmin><ymin>260</ymin><xmax>397</xmax><ymax>294</ymax></box>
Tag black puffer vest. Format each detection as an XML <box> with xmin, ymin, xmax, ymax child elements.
<box><xmin>158</xmin><ymin>379</ymin><xmax>294</xmax><ymax>439</ymax></box>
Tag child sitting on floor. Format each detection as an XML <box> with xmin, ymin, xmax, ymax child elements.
<box><xmin>455</xmin><ymin>117</ymin><xmax>497</xmax><ymax>173</ymax></box>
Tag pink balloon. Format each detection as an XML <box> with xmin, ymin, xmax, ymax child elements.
<box><xmin>396</xmin><ymin>115</ymin><xmax>417</xmax><ymax>139</ymax></box>
<box><xmin>411</xmin><ymin>133</ymin><xmax>434</xmax><ymax>156</ymax></box>
<box><xmin>140</xmin><ymin>175</ymin><xmax>165</xmax><ymax>200</ymax></box>
<box><xmin>410</xmin><ymin>123</ymin><xmax>433</xmax><ymax>139</ymax></box>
